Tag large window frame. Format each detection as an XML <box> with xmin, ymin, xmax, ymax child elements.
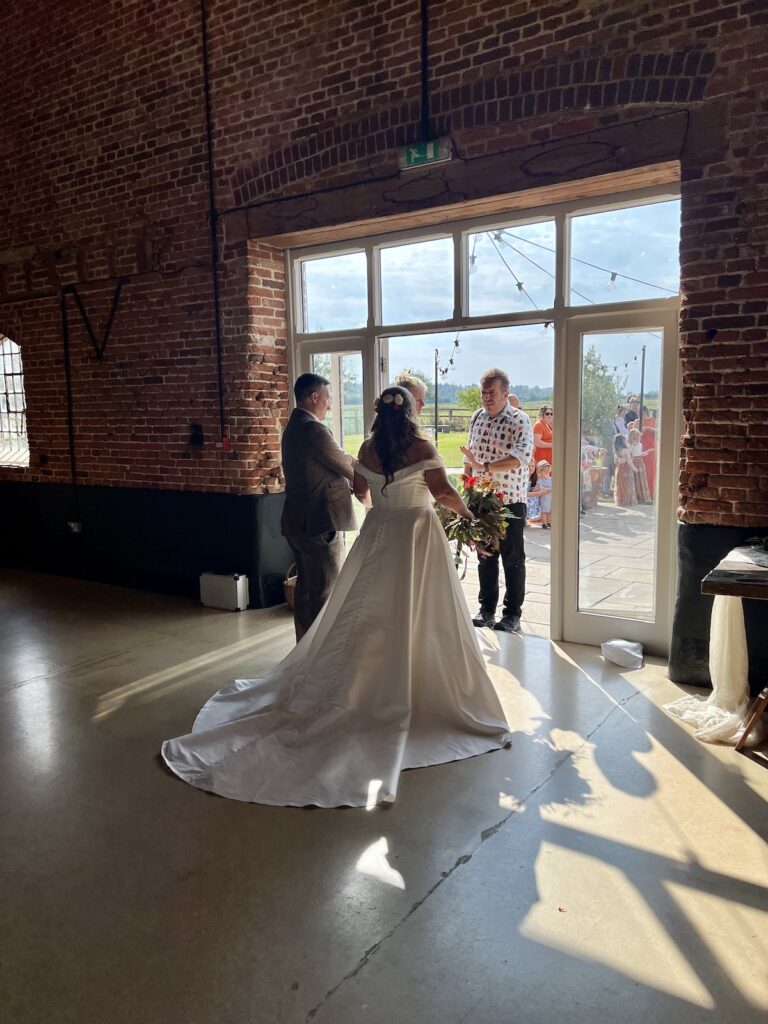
<box><xmin>285</xmin><ymin>183</ymin><xmax>682</xmax><ymax>651</ymax></box>
<box><xmin>0</xmin><ymin>335</ymin><xmax>30</xmax><ymax>468</ymax></box>
<box><xmin>288</xmin><ymin>184</ymin><xmax>679</xmax><ymax>362</ymax></box>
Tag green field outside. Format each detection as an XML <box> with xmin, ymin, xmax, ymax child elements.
<box><xmin>342</xmin><ymin>432</ymin><xmax>467</xmax><ymax>469</ymax></box>
<box><xmin>339</xmin><ymin>399</ymin><xmax>659</xmax><ymax>470</ymax></box>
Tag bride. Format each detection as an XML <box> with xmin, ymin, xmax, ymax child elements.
<box><xmin>162</xmin><ymin>386</ymin><xmax>511</xmax><ymax>807</ymax></box>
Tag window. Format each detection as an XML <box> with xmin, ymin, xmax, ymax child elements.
<box><xmin>379</xmin><ymin>236</ymin><xmax>454</xmax><ymax>324</ymax></box>
<box><xmin>300</xmin><ymin>251</ymin><xmax>367</xmax><ymax>332</ymax></box>
<box><xmin>467</xmin><ymin>219</ymin><xmax>556</xmax><ymax>316</ymax></box>
<box><xmin>0</xmin><ymin>336</ymin><xmax>29</xmax><ymax>467</ymax></box>
<box><xmin>292</xmin><ymin>194</ymin><xmax>680</xmax><ymax>338</ymax></box>
<box><xmin>569</xmin><ymin>200</ymin><xmax>681</xmax><ymax>305</ymax></box>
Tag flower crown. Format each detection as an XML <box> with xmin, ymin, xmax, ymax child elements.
<box><xmin>375</xmin><ymin>392</ymin><xmax>405</xmax><ymax>411</ymax></box>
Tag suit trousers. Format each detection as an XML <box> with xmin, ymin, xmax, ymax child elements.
<box><xmin>477</xmin><ymin>502</ymin><xmax>527</xmax><ymax>620</ymax></box>
<box><xmin>287</xmin><ymin>531</ymin><xmax>344</xmax><ymax>642</ymax></box>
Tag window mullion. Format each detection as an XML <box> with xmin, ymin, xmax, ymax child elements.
<box><xmin>453</xmin><ymin>228</ymin><xmax>463</xmax><ymax>319</ymax></box>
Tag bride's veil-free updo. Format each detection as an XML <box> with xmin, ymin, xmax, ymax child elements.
<box><xmin>370</xmin><ymin>385</ymin><xmax>425</xmax><ymax>489</ymax></box>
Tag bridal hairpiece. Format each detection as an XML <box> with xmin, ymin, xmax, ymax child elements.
<box><xmin>377</xmin><ymin>392</ymin><xmax>404</xmax><ymax>409</ymax></box>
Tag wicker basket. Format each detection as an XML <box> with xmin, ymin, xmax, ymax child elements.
<box><xmin>283</xmin><ymin>563</ymin><xmax>297</xmax><ymax>609</ymax></box>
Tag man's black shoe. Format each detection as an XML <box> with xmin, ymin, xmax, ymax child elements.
<box><xmin>494</xmin><ymin>615</ymin><xmax>521</xmax><ymax>634</ymax></box>
<box><xmin>472</xmin><ymin>610</ymin><xmax>496</xmax><ymax>628</ymax></box>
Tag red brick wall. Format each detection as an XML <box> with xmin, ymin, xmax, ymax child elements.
<box><xmin>1</xmin><ymin>0</ymin><xmax>767</xmax><ymax>523</ymax></box>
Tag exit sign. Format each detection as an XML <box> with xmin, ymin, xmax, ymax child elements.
<box><xmin>398</xmin><ymin>137</ymin><xmax>453</xmax><ymax>170</ymax></box>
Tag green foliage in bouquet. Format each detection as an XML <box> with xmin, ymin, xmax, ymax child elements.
<box><xmin>435</xmin><ymin>474</ymin><xmax>516</xmax><ymax>570</ymax></box>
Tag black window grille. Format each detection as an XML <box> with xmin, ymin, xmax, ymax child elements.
<box><xmin>0</xmin><ymin>336</ymin><xmax>29</xmax><ymax>462</ymax></box>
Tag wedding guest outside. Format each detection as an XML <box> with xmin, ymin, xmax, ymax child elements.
<box><xmin>536</xmin><ymin>460</ymin><xmax>552</xmax><ymax>529</ymax></box>
<box><xmin>613</xmin><ymin>404</ymin><xmax>629</xmax><ymax>436</ymax></box>
<box><xmin>641</xmin><ymin>406</ymin><xmax>656</xmax><ymax>499</ymax></box>
<box><xmin>613</xmin><ymin>434</ymin><xmax>639</xmax><ymax>507</ymax></box>
<box><xmin>508</xmin><ymin>393</ymin><xmax>521</xmax><ymax>409</ymax></box>
<box><xmin>395</xmin><ymin>372</ymin><xmax>426</xmax><ymax>414</ymax></box>
<box><xmin>601</xmin><ymin>414</ymin><xmax>617</xmax><ymax>494</ymax></box>
<box><xmin>526</xmin><ymin>458</ymin><xmax>542</xmax><ymax>525</ymax></box>
<box><xmin>624</xmin><ymin>395</ymin><xmax>641</xmax><ymax>428</ymax></box>
<box><xmin>628</xmin><ymin>427</ymin><xmax>652</xmax><ymax>504</ymax></box>
<box><xmin>461</xmin><ymin>368</ymin><xmax>533</xmax><ymax>634</ymax></box>
<box><xmin>533</xmin><ymin>405</ymin><xmax>554</xmax><ymax>466</ymax></box>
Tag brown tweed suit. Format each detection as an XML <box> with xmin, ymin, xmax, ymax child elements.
<box><xmin>281</xmin><ymin>408</ymin><xmax>356</xmax><ymax>640</ymax></box>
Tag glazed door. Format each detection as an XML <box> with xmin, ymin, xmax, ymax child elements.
<box><xmin>555</xmin><ymin>309</ymin><xmax>680</xmax><ymax>655</ymax></box>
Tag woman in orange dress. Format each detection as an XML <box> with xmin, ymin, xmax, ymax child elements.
<box><xmin>533</xmin><ymin>405</ymin><xmax>554</xmax><ymax>466</ymax></box>
<box><xmin>641</xmin><ymin>407</ymin><xmax>656</xmax><ymax>499</ymax></box>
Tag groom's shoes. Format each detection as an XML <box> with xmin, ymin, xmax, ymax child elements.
<box><xmin>494</xmin><ymin>615</ymin><xmax>522</xmax><ymax>635</ymax></box>
<box><xmin>472</xmin><ymin>610</ymin><xmax>496</xmax><ymax>628</ymax></box>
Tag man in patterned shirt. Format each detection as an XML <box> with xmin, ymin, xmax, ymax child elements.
<box><xmin>460</xmin><ymin>368</ymin><xmax>534</xmax><ymax>634</ymax></box>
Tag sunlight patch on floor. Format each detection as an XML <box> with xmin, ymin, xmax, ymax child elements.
<box><xmin>521</xmin><ymin>843</ymin><xmax>715</xmax><ymax>1008</ymax></box>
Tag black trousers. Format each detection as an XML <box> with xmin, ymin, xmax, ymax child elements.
<box><xmin>477</xmin><ymin>502</ymin><xmax>526</xmax><ymax>619</ymax></box>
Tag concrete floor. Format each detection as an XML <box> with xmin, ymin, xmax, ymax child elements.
<box><xmin>1</xmin><ymin>569</ymin><xmax>767</xmax><ymax>1024</ymax></box>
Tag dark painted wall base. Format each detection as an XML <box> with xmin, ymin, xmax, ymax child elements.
<box><xmin>670</xmin><ymin>523</ymin><xmax>768</xmax><ymax>695</ymax></box>
<box><xmin>0</xmin><ymin>481</ymin><xmax>292</xmax><ymax>608</ymax></box>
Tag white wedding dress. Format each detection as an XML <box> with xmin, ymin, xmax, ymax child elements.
<box><xmin>162</xmin><ymin>458</ymin><xmax>511</xmax><ymax>807</ymax></box>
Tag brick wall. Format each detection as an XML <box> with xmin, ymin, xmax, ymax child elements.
<box><xmin>1</xmin><ymin>0</ymin><xmax>767</xmax><ymax>524</ymax></box>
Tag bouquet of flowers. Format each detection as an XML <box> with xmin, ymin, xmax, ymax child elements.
<box><xmin>436</xmin><ymin>474</ymin><xmax>516</xmax><ymax>573</ymax></box>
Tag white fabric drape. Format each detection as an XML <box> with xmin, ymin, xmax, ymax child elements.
<box><xmin>665</xmin><ymin>547</ymin><xmax>767</xmax><ymax>747</ymax></box>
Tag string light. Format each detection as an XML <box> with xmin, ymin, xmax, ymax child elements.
<box><xmin>437</xmin><ymin>334</ymin><xmax>462</xmax><ymax>378</ymax></box>
<box><xmin>605</xmin><ymin>334</ymin><xmax>661</xmax><ymax>374</ymax></box>
<box><xmin>498</xmin><ymin>229</ymin><xmax>678</xmax><ymax>294</ymax></box>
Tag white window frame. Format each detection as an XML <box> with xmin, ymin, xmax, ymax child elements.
<box><xmin>285</xmin><ymin>183</ymin><xmax>682</xmax><ymax>652</ymax></box>
<box><xmin>0</xmin><ymin>335</ymin><xmax>30</xmax><ymax>468</ymax></box>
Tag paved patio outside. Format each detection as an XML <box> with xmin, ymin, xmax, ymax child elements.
<box><xmin>458</xmin><ymin>498</ymin><xmax>657</xmax><ymax>637</ymax></box>
<box><xmin>347</xmin><ymin>494</ymin><xmax>656</xmax><ymax>639</ymax></box>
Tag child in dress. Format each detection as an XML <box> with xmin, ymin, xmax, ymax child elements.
<box><xmin>526</xmin><ymin>458</ymin><xmax>542</xmax><ymax>525</ymax></box>
<box><xmin>536</xmin><ymin>459</ymin><xmax>552</xmax><ymax>529</ymax></box>
<box><xmin>628</xmin><ymin>428</ymin><xmax>652</xmax><ymax>504</ymax></box>
<box><xmin>613</xmin><ymin>434</ymin><xmax>638</xmax><ymax>507</ymax></box>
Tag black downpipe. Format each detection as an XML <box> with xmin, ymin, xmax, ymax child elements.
<box><xmin>420</xmin><ymin>0</ymin><xmax>430</xmax><ymax>141</ymax></box>
<box><xmin>59</xmin><ymin>288</ymin><xmax>79</xmax><ymax>518</ymax></box>
<box><xmin>200</xmin><ymin>0</ymin><xmax>227</xmax><ymax>441</ymax></box>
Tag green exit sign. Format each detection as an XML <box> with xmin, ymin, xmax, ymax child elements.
<box><xmin>398</xmin><ymin>137</ymin><xmax>453</xmax><ymax>170</ymax></box>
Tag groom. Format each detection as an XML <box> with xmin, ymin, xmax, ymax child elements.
<box><xmin>281</xmin><ymin>373</ymin><xmax>357</xmax><ymax>641</ymax></box>
<box><xmin>461</xmin><ymin>368</ymin><xmax>533</xmax><ymax>634</ymax></box>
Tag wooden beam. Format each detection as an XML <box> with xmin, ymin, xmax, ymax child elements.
<box><xmin>253</xmin><ymin>162</ymin><xmax>680</xmax><ymax>249</ymax></box>
<box><xmin>236</xmin><ymin>112</ymin><xmax>686</xmax><ymax>250</ymax></box>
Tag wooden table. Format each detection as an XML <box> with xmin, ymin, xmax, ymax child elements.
<box><xmin>701</xmin><ymin>547</ymin><xmax>768</xmax><ymax>751</ymax></box>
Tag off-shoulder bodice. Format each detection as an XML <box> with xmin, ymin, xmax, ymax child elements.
<box><xmin>354</xmin><ymin>458</ymin><xmax>443</xmax><ymax>511</ymax></box>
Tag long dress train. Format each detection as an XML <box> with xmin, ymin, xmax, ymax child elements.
<box><xmin>161</xmin><ymin>459</ymin><xmax>511</xmax><ymax>807</ymax></box>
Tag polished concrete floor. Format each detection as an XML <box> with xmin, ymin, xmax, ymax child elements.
<box><xmin>2</xmin><ymin>569</ymin><xmax>767</xmax><ymax>1024</ymax></box>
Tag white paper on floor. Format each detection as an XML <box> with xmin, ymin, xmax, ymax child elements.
<box><xmin>601</xmin><ymin>638</ymin><xmax>644</xmax><ymax>668</ymax></box>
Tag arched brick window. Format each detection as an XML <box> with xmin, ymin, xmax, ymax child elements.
<box><xmin>0</xmin><ymin>336</ymin><xmax>29</xmax><ymax>467</ymax></box>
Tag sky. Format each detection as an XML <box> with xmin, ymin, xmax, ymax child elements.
<box><xmin>300</xmin><ymin>199</ymin><xmax>680</xmax><ymax>394</ymax></box>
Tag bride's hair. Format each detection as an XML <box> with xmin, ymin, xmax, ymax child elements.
<box><xmin>370</xmin><ymin>385</ymin><xmax>425</xmax><ymax>489</ymax></box>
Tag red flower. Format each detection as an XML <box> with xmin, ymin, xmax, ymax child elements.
<box><xmin>463</xmin><ymin>474</ymin><xmax>478</xmax><ymax>488</ymax></box>
<box><xmin>496</xmin><ymin>491</ymin><xmax>505</xmax><ymax>501</ymax></box>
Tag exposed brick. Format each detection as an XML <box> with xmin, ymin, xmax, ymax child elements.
<box><xmin>0</xmin><ymin>0</ymin><xmax>766</xmax><ymax>526</ymax></box>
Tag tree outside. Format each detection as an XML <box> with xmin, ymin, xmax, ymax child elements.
<box><xmin>457</xmin><ymin>385</ymin><xmax>481</xmax><ymax>410</ymax></box>
<box><xmin>581</xmin><ymin>344</ymin><xmax>626</xmax><ymax>444</ymax></box>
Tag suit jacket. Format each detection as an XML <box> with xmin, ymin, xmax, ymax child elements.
<box><xmin>280</xmin><ymin>408</ymin><xmax>356</xmax><ymax>537</ymax></box>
